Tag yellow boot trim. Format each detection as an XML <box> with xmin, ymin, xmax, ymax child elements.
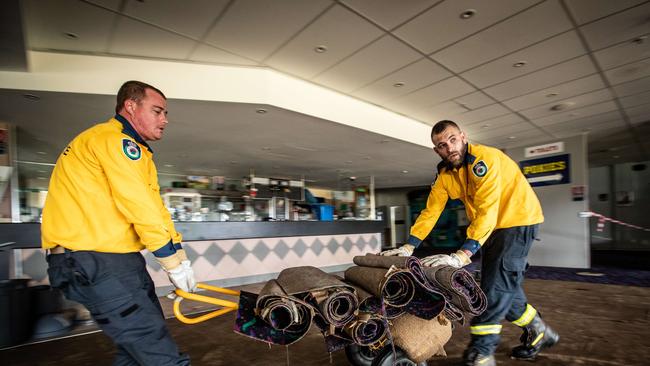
<box><xmin>470</xmin><ymin>324</ymin><xmax>502</xmax><ymax>335</ymax></box>
<box><xmin>531</xmin><ymin>332</ymin><xmax>545</xmax><ymax>346</ymax></box>
<box><xmin>512</xmin><ymin>304</ymin><xmax>537</xmax><ymax>327</ymax></box>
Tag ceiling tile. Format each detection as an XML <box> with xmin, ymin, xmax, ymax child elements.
<box><xmin>480</xmin><ymin>128</ymin><xmax>544</xmax><ymax>148</ymax></box>
<box><xmin>85</xmin><ymin>0</ymin><xmax>122</xmax><ymax>12</ymax></box>
<box><xmin>352</xmin><ymin>58</ymin><xmax>451</xmax><ymax>104</ymax></box>
<box><xmin>594</xmin><ymin>36</ymin><xmax>650</xmax><ymax>70</ymax></box>
<box><xmin>503</xmin><ymin>74</ymin><xmax>605</xmax><ymax>110</ymax></box>
<box><xmin>453</xmin><ymin>91</ymin><xmax>494</xmax><ymax>110</ymax></box>
<box><xmin>554</xmin><ymin>120</ymin><xmax>626</xmax><ymax>139</ymax></box>
<box><xmin>620</xmin><ymin>91</ymin><xmax>650</xmax><ymax>108</ymax></box>
<box><xmin>205</xmin><ymin>0</ymin><xmax>332</xmax><ymax>61</ymax></box>
<box><xmin>612</xmin><ymin>76</ymin><xmax>650</xmax><ymax>97</ymax></box>
<box><xmin>449</xmin><ymin>103</ymin><xmax>511</xmax><ymax>125</ymax></box>
<box><xmin>484</xmin><ymin>55</ymin><xmax>597</xmax><ymax>101</ymax></box>
<box><xmin>630</xmin><ymin>113</ymin><xmax>650</xmax><ymax>125</ymax></box>
<box><xmin>532</xmin><ymin>100</ymin><xmax>618</xmax><ymax>126</ymax></box>
<box><xmin>313</xmin><ymin>35</ymin><xmax>422</xmax><ymax>93</ymax></box>
<box><xmin>579</xmin><ymin>2</ymin><xmax>650</xmax><ymax>50</ymax></box>
<box><xmin>266</xmin><ymin>5</ymin><xmax>383</xmax><ymax>79</ymax></box>
<box><xmin>466</xmin><ymin>113</ymin><xmax>526</xmax><ymax>131</ymax></box>
<box><xmin>386</xmin><ymin>77</ymin><xmax>475</xmax><ymax>111</ymax></box>
<box><xmin>341</xmin><ymin>0</ymin><xmax>439</xmax><ymax>30</ymax></box>
<box><xmin>461</xmin><ymin>31</ymin><xmax>586</xmax><ymax>88</ymax></box>
<box><xmin>471</xmin><ymin>119</ymin><xmax>535</xmax><ymax>140</ymax></box>
<box><xmin>564</xmin><ymin>0</ymin><xmax>646</xmax><ymax>25</ymax></box>
<box><xmin>626</xmin><ymin>103</ymin><xmax>650</xmax><ymax>119</ymax></box>
<box><xmin>109</xmin><ymin>16</ymin><xmax>196</xmax><ymax>59</ymax></box>
<box><xmin>424</xmin><ymin>101</ymin><xmax>473</xmax><ymax>121</ymax></box>
<box><xmin>432</xmin><ymin>0</ymin><xmax>572</xmax><ymax>72</ymax></box>
<box><xmin>123</xmin><ymin>0</ymin><xmax>229</xmax><ymax>39</ymax></box>
<box><xmin>189</xmin><ymin>44</ymin><xmax>259</xmax><ymax>66</ymax></box>
<box><xmin>604</xmin><ymin>58</ymin><xmax>650</xmax><ymax>85</ymax></box>
<box><xmin>24</xmin><ymin>0</ymin><xmax>117</xmax><ymax>53</ymax></box>
<box><xmin>544</xmin><ymin>112</ymin><xmax>624</xmax><ymax>133</ymax></box>
<box><xmin>519</xmin><ymin>89</ymin><xmax>614</xmax><ymax>120</ymax></box>
<box><xmin>394</xmin><ymin>0</ymin><xmax>538</xmax><ymax>54</ymax></box>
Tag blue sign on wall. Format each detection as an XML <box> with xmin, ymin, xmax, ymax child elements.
<box><xmin>519</xmin><ymin>154</ymin><xmax>570</xmax><ymax>187</ymax></box>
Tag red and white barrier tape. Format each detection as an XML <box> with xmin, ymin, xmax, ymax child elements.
<box><xmin>578</xmin><ymin>211</ymin><xmax>650</xmax><ymax>232</ymax></box>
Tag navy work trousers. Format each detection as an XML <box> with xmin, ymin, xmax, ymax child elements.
<box><xmin>47</xmin><ymin>250</ymin><xmax>190</xmax><ymax>366</ymax></box>
<box><xmin>469</xmin><ymin>224</ymin><xmax>539</xmax><ymax>355</ymax></box>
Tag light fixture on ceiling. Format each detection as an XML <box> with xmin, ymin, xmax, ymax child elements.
<box><xmin>36</xmin><ymin>151</ymin><xmax>47</xmax><ymax>155</ymax></box>
<box><xmin>508</xmin><ymin>136</ymin><xmax>516</xmax><ymax>140</ymax></box>
<box><xmin>256</xmin><ymin>108</ymin><xmax>267</xmax><ymax>114</ymax></box>
<box><xmin>393</xmin><ymin>82</ymin><xmax>405</xmax><ymax>88</ymax></box>
<box><xmin>512</xmin><ymin>61</ymin><xmax>527</xmax><ymax>68</ymax></box>
<box><xmin>261</xmin><ymin>147</ymin><xmax>271</xmax><ymax>151</ymax></box>
<box><xmin>632</xmin><ymin>35</ymin><xmax>647</xmax><ymax>45</ymax></box>
<box><xmin>23</xmin><ymin>93</ymin><xmax>40</xmax><ymax>101</ymax></box>
<box><xmin>546</xmin><ymin>93</ymin><xmax>558</xmax><ymax>98</ymax></box>
<box><xmin>402</xmin><ymin>170</ymin><xmax>409</xmax><ymax>174</ymax></box>
<box><xmin>481</xmin><ymin>124</ymin><xmax>490</xmax><ymax>129</ymax></box>
<box><xmin>379</xmin><ymin>139</ymin><xmax>390</xmax><ymax>143</ymax></box>
<box><xmin>37</xmin><ymin>177</ymin><xmax>46</xmax><ymax>180</ymax></box>
<box><xmin>460</xmin><ymin>9</ymin><xmax>476</xmax><ymax>19</ymax></box>
<box><xmin>345</xmin><ymin>160</ymin><xmax>353</xmax><ymax>165</ymax></box>
<box><xmin>550</xmin><ymin>102</ymin><xmax>574</xmax><ymax>111</ymax></box>
<box><xmin>229</xmin><ymin>161</ymin><xmax>237</xmax><ymax>165</ymax></box>
<box><xmin>163</xmin><ymin>164</ymin><xmax>174</xmax><ymax>168</ymax></box>
<box><xmin>314</xmin><ymin>45</ymin><xmax>328</xmax><ymax>53</ymax></box>
<box><xmin>63</xmin><ymin>32</ymin><xmax>79</xmax><ymax>40</ymax></box>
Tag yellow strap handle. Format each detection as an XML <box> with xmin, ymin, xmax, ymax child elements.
<box><xmin>173</xmin><ymin>283</ymin><xmax>240</xmax><ymax>324</ymax></box>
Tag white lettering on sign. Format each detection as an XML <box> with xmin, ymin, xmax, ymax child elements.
<box><xmin>524</xmin><ymin>142</ymin><xmax>564</xmax><ymax>158</ymax></box>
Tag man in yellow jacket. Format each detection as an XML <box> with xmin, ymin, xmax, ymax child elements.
<box><xmin>381</xmin><ymin>120</ymin><xmax>559</xmax><ymax>366</ymax></box>
<box><xmin>42</xmin><ymin>81</ymin><xmax>194</xmax><ymax>365</ymax></box>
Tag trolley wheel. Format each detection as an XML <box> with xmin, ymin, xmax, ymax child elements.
<box><xmin>370</xmin><ymin>346</ymin><xmax>428</xmax><ymax>366</ymax></box>
<box><xmin>345</xmin><ymin>344</ymin><xmax>381</xmax><ymax>366</ymax></box>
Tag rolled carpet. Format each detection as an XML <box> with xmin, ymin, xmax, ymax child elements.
<box><xmin>423</xmin><ymin>265</ymin><xmax>487</xmax><ymax>317</ymax></box>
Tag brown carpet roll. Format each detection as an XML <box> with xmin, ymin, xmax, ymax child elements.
<box><xmin>423</xmin><ymin>265</ymin><xmax>487</xmax><ymax>316</ymax></box>
<box><xmin>390</xmin><ymin>314</ymin><xmax>452</xmax><ymax>363</ymax></box>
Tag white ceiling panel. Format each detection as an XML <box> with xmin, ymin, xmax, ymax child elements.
<box><xmin>604</xmin><ymin>58</ymin><xmax>650</xmax><ymax>85</ymax></box>
<box><xmin>532</xmin><ymin>100</ymin><xmax>618</xmax><ymax>126</ymax></box>
<box><xmin>109</xmin><ymin>16</ymin><xmax>196</xmax><ymax>59</ymax></box>
<box><xmin>453</xmin><ymin>91</ymin><xmax>495</xmax><ymax>110</ymax></box>
<box><xmin>352</xmin><ymin>58</ymin><xmax>451</xmax><ymax>104</ymax></box>
<box><xmin>479</xmin><ymin>128</ymin><xmax>544</xmax><ymax>147</ymax></box>
<box><xmin>266</xmin><ymin>5</ymin><xmax>383</xmax><ymax>79</ymax></box>
<box><xmin>205</xmin><ymin>0</ymin><xmax>332</xmax><ymax>62</ymax></box>
<box><xmin>313</xmin><ymin>35</ymin><xmax>422</xmax><ymax>93</ymax></box>
<box><xmin>579</xmin><ymin>2</ymin><xmax>650</xmax><ymax>50</ymax></box>
<box><xmin>564</xmin><ymin>0</ymin><xmax>646</xmax><ymax>25</ymax></box>
<box><xmin>432</xmin><ymin>0</ymin><xmax>572</xmax><ymax>72</ymax></box>
<box><xmin>471</xmin><ymin>121</ymin><xmax>536</xmax><ymax>140</ymax></box>
<box><xmin>386</xmin><ymin>77</ymin><xmax>476</xmax><ymax>110</ymax></box>
<box><xmin>394</xmin><ymin>0</ymin><xmax>539</xmax><ymax>54</ymax></box>
<box><xmin>341</xmin><ymin>0</ymin><xmax>439</xmax><ymax>30</ymax></box>
<box><xmin>626</xmin><ymin>103</ymin><xmax>650</xmax><ymax>119</ymax></box>
<box><xmin>620</xmin><ymin>91</ymin><xmax>650</xmax><ymax>108</ymax></box>
<box><xmin>24</xmin><ymin>0</ymin><xmax>116</xmax><ymax>53</ymax></box>
<box><xmin>519</xmin><ymin>88</ymin><xmax>614</xmax><ymax>120</ymax></box>
<box><xmin>466</xmin><ymin>113</ymin><xmax>526</xmax><ymax>130</ymax></box>
<box><xmin>553</xmin><ymin>120</ymin><xmax>626</xmax><ymax>139</ymax></box>
<box><xmin>448</xmin><ymin>103</ymin><xmax>511</xmax><ymax>125</ymax></box>
<box><xmin>594</xmin><ymin>36</ymin><xmax>650</xmax><ymax>70</ymax></box>
<box><xmin>545</xmin><ymin>112</ymin><xmax>624</xmax><ymax>133</ymax></box>
<box><xmin>123</xmin><ymin>0</ymin><xmax>229</xmax><ymax>39</ymax></box>
<box><xmin>502</xmin><ymin>74</ymin><xmax>605</xmax><ymax>111</ymax></box>
<box><xmin>423</xmin><ymin>101</ymin><xmax>473</xmax><ymax>122</ymax></box>
<box><xmin>612</xmin><ymin>76</ymin><xmax>650</xmax><ymax>97</ymax></box>
<box><xmin>484</xmin><ymin>55</ymin><xmax>597</xmax><ymax>101</ymax></box>
<box><xmin>461</xmin><ymin>31</ymin><xmax>586</xmax><ymax>88</ymax></box>
<box><xmin>188</xmin><ymin>44</ymin><xmax>259</xmax><ymax>66</ymax></box>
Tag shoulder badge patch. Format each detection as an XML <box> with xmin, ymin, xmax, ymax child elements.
<box><xmin>122</xmin><ymin>138</ymin><xmax>141</xmax><ymax>161</ymax></box>
<box><xmin>472</xmin><ymin>160</ymin><xmax>488</xmax><ymax>178</ymax></box>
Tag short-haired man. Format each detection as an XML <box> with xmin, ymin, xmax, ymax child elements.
<box><xmin>42</xmin><ymin>80</ymin><xmax>195</xmax><ymax>365</ymax></box>
<box><xmin>381</xmin><ymin>120</ymin><xmax>559</xmax><ymax>365</ymax></box>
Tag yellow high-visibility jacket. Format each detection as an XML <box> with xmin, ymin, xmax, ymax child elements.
<box><xmin>408</xmin><ymin>143</ymin><xmax>543</xmax><ymax>254</ymax></box>
<box><xmin>42</xmin><ymin>115</ymin><xmax>181</xmax><ymax>253</ymax></box>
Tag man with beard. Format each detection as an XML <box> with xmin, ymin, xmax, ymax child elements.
<box><xmin>380</xmin><ymin>120</ymin><xmax>559</xmax><ymax>366</ymax></box>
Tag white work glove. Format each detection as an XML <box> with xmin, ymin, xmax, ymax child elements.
<box><xmin>379</xmin><ymin>244</ymin><xmax>415</xmax><ymax>256</ymax></box>
<box><xmin>421</xmin><ymin>250</ymin><xmax>471</xmax><ymax>268</ymax></box>
<box><xmin>166</xmin><ymin>260</ymin><xmax>197</xmax><ymax>293</ymax></box>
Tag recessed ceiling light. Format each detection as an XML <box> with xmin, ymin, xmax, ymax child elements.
<box><xmin>63</xmin><ymin>32</ymin><xmax>79</xmax><ymax>40</ymax></box>
<box><xmin>546</xmin><ymin>93</ymin><xmax>558</xmax><ymax>98</ymax></box>
<box><xmin>550</xmin><ymin>102</ymin><xmax>574</xmax><ymax>111</ymax></box>
<box><xmin>163</xmin><ymin>164</ymin><xmax>174</xmax><ymax>168</ymax></box>
<box><xmin>256</xmin><ymin>108</ymin><xmax>267</xmax><ymax>114</ymax></box>
<box><xmin>508</xmin><ymin>136</ymin><xmax>516</xmax><ymax>140</ymax></box>
<box><xmin>261</xmin><ymin>147</ymin><xmax>271</xmax><ymax>151</ymax></box>
<box><xmin>37</xmin><ymin>170</ymin><xmax>45</xmax><ymax>173</ymax></box>
<box><xmin>37</xmin><ymin>177</ymin><xmax>46</xmax><ymax>180</ymax></box>
<box><xmin>513</xmin><ymin>61</ymin><xmax>527</xmax><ymax>68</ymax></box>
<box><xmin>23</xmin><ymin>93</ymin><xmax>40</xmax><ymax>101</ymax></box>
<box><xmin>393</xmin><ymin>82</ymin><xmax>405</xmax><ymax>88</ymax></box>
<box><xmin>345</xmin><ymin>160</ymin><xmax>353</xmax><ymax>164</ymax></box>
<box><xmin>481</xmin><ymin>124</ymin><xmax>490</xmax><ymax>129</ymax></box>
<box><xmin>314</xmin><ymin>45</ymin><xmax>328</xmax><ymax>53</ymax></box>
<box><xmin>36</xmin><ymin>151</ymin><xmax>47</xmax><ymax>155</ymax></box>
<box><xmin>460</xmin><ymin>9</ymin><xmax>476</xmax><ymax>19</ymax></box>
<box><xmin>402</xmin><ymin>170</ymin><xmax>409</xmax><ymax>174</ymax></box>
<box><xmin>229</xmin><ymin>161</ymin><xmax>237</xmax><ymax>165</ymax></box>
<box><xmin>632</xmin><ymin>35</ymin><xmax>647</xmax><ymax>45</ymax></box>
<box><xmin>380</xmin><ymin>139</ymin><xmax>390</xmax><ymax>143</ymax></box>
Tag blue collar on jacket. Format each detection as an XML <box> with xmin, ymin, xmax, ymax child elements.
<box><xmin>115</xmin><ymin>114</ymin><xmax>153</xmax><ymax>153</ymax></box>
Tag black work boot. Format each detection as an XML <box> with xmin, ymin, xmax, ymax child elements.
<box><xmin>511</xmin><ymin>314</ymin><xmax>559</xmax><ymax>360</ymax></box>
<box><xmin>463</xmin><ymin>348</ymin><xmax>496</xmax><ymax>366</ymax></box>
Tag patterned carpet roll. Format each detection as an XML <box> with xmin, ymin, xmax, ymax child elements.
<box><xmin>343</xmin><ymin>312</ymin><xmax>388</xmax><ymax>346</ymax></box>
<box><xmin>423</xmin><ymin>265</ymin><xmax>487</xmax><ymax>316</ymax></box>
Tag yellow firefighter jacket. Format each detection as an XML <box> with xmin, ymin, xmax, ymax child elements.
<box><xmin>407</xmin><ymin>143</ymin><xmax>544</xmax><ymax>254</ymax></box>
<box><xmin>42</xmin><ymin>115</ymin><xmax>181</xmax><ymax>253</ymax></box>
